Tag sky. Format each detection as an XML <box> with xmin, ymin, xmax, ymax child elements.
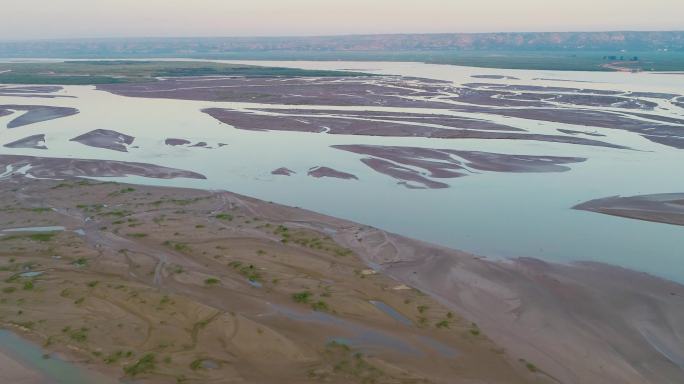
<box><xmin>1</xmin><ymin>0</ymin><xmax>683</xmax><ymax>40</ymax></box>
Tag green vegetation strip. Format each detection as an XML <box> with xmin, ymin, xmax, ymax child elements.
<box><xmin>0</xmin><ymin>61</ymin><xmax>372</xmax><ymax>85</ymax></box>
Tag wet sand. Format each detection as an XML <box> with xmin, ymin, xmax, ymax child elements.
<box><xmin>308</xmin><ymin>166</ymin><xmax>358</xmax><ymax>180</ymax></box>
<box><xmin>333</xmin><ymin>144</ymin><xmax>586</xmax><ymax>189</ymax></box>
<box><xmin>99</xmin><ymin>76</ymin><xmax>455</xmax><ymax>109</ymax></box>
<box><xmin>556</xmin><ymin>129</ymin><xmax>606</xmax><ymax>137</ymax></box>
<box><xmin>0</xmin><ymin>105</ymin><xmax>79</xmax><ymax>129</ymax></box>
<box><xmin>3</xmin><ymin>134</ymin><xmax>47</xmax><ymax>150</ymax></box>
<box><xmin>459</xmin><ymin>107</ymin><xmax>684</xmax><ymax>149</ymax></box>
<box><xmin>99</xmin><ymin>75</ymin><xmax>683</xmax><ymax>149</ymax></box>
<box><xmin>272</xmin><ymin>167</ymin><xmax>295</xmax><ymax>176</ymax></box>
<box><xmin>257</xmin><ymin>109</ymin><xmax>523</xmax><ymax>132</ymax></box>
<box><xmin>70</xmin><ymin>129</ymin><xmax>135</xmax><ymax>152</ymax></box>
<box><xmin>675</xmin><ymin>98</ymin><xmax>684</xmax><ymax>108</ymax></box>
<box><xmin>203</xmin><ymin>108</ymin><xmax>626</xmax><ymax>148</ymax></box>
<box><xmin>0</xmin><ymin>86</ymin><xmax>69</xmax><ymax>99</ymax></box>
<box><xmin>336</xmin><ymin>228</ymin><xmax>684</xmax><ymax>384</ymax></box>
<box><xmin>574</xmin><ymin>193</ymin><xmax>684</xmax><ymax>226</ymax></box>
<box><xmin>0</xmin><ymin>154</ymin><xmax>206</xmax><ymax>180</ymax></box>
<box><xmin>164</xmin><ymin>138</ymin><xmax>191</xmax><ymax>146</ymax></box>
<box><xmin>471</xmin><ymin>75</ymin><xmax>520</xmax><ymax>80</ymax></box>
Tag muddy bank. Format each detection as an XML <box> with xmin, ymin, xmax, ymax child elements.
<box><xmin>457</xmin><ymin>84</ymin><xmax>657</xmax><ymax>110</ymax></box>
<box><xmin>674</xmin><ymin>98</ymin><xmax>684</xmax><ymax>108</ymax></box>
<box><xmin>257</xmin><ymin>109</ymin><xmax>523</xmax><ymax>132</ymax></box>
<box><xmin>463</xmin><ymin>83</ymin><xmax>627</xmax><ymax>96</ymax></box>
<box><xmin>0</xmin><ymin>86</ymin><xmax>70</xmax><ymax>99</ymax></box>
<box><xmin>333</xmin><ymin>144</ymin><xmax>586</xmax><ymax>189</ymax></box>
<box><xmin>272</xmin><ymin>167</ymin><xmax>295</xmax><ymax>176</ymax></box>
<box><xmin>334</xmin><ymin>228</ymin><xmax>684</xmax><ymax>384</ymax></box>
<box><xmin>0</xmin><ymin>154</ymin><xmax>205</xmax><ymax>180</ymax></box>
<box><xmin>99</xmin><ymin>76</ymin><xmax>456</xmax><ymax>109</ymax></box>
<box><xmin>627</xmin><ymin>91</ymin><xmax>680</xmax><ymax>100</ymax></box>
<box><xmin>0</xmin><ymin>85</ymin><xmax>62</xmax><ymax>95</ymax></box>
<box><xmin>203</xmin><ymin>108</ymin><xmax>626</xmax><ymax>149</ymax></box>
<box><xmin>471</xmin><ymin>75</ymin><xmax>520</xmax><ymax>80</ymax></box>
<box><xmin>557</xmin><ymin>129</ymin><xmax>606</xmax><ymax>137</ymax></box>
<box><xmin>308</xmin><ymin>166</ymin><xmax>358</xmax><ymax>180</ymax></box>
<box><xmin>457</xmin><ymin>107</ymin><xmax>684</xmax><ymax>149</ymax></box>
<box><xmin>69</xmin><ymin>129</ymin><xmax>134</xmax><ymax>152</ymax></box>
<box><xmin>165</xmin><ymin>138</ymin><xmax>191</xmax><ymax>146</ymax></box>
<box><xmin>0</xmin><ymin>105</ymin><xmax>79</xmax><ymax>129</ymax></box>
<box><xmin>573</xmin><ymin>193</ymin><xmax>684</xmax><ymax>226</ymax></box>
<box><xmin>3</xmin><ymin>134</ymin><xmax>47</xmax><ymax>150</ymax></box>
<box><xmin>99</xmin><ymin>75</ymin><xmax>681</xmax><ymax>149</ymax></box>
<box><xmin>359</xmin><ymin>158</ymin><xmax>449</xmax><ymax>189</ymax></box>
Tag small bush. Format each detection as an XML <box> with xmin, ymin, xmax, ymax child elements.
<box><xmin>124</xmin><ymin>353</ymin><xmax>156</xmax><ymax>376</ymax></box>
<box><xmin>311</xmin><ymin>301</ymin><xmax>329</xmax><ymax>312</ymax></box>
<box><xmin>28</xmin><ymin>233</ymin><xmax>56</xmax><ymax>242</ymax></box>
<box><xmin>292</xmin><ymin>291</ymin><xmax>312</xmax><ymax>304</ymax></box>
<box><xmin>190</xmin><ymin>359</ymin><xmax>203</xmax><ymax>371</ymax></box>
<box><xmin>69</xmin><ymin>327</ymin><xmax>89</xmax><ymax>342</ymax></box>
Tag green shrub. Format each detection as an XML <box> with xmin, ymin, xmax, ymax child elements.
<box><xmin>311</xmin><ymin>301</ymin><xmax>329</xmax><ymax>312</ymax></box>
<box><xmin>124</xmin><ymin>353</ymin><xmax>156</xmax><ymax>376</ymax></box>
<box><xmin>292</xmin><ymin>291</ymin><xmax>312</xmax><ymax>303</ymax></box>
<box><xmin>214</xmin><ymin>213</ymin><xmax>233</xmax><ymax>221</ymax></box>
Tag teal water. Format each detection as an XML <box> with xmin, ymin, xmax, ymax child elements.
<box><xmin>0</xmin><ymin>330</ymin><xmax>119</xmax><ymax>384</ymax></box>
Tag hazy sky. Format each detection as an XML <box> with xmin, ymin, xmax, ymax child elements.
<box><xmin>2</xmin><ymin>0</ymin><xmax>683</xmax><ymax>40</ymax></box>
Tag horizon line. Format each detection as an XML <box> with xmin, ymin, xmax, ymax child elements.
<box><xmin>1</xmin><ymin>29</ymin><xmax>684</xmax><ymax>43</ymax></box>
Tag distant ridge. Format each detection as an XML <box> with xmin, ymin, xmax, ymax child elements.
<box><xmin>1</xmin><ymin>31</ymin><xmax>683</xmax><ymax>57</ymax></box>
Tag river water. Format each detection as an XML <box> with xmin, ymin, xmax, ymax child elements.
<box><xmin>0</xmin><ymin>60</ymin><xmax>683</xmax><ymax>283</ymax></box>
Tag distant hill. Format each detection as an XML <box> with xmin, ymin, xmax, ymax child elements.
<box><xmin>1</xmin><ymin>31</ymin><xmax>683</xmax><ymax>71</ymax></box>
<box><xmin>1</xmin><ymin>31</ymin><xmax>683</xmax><ymax>56</ymax></box>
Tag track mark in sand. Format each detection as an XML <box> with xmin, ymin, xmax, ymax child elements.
<box><xmin>190</xmin><ymin>311</ymin><xmax>221</xmax><ymax>348</ymax></box>
<box><xmin>90</xmin><ymin>292</ymin><xmax>154</xmax><ymax>349</ymax></box>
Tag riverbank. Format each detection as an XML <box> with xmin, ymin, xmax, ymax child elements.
<box><xmin>0</xmin><ymin>175</ymin><xmax>544</xmax><ymax>384</ymax></box>
<box><xmin>1</xmin><ymin>175</ymin><xmax>682</xmax><ymax>383</ymax></box>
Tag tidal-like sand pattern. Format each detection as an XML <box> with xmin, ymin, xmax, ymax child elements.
<box><xmin>203</xmin><ymin>108</ymin><xmax>627</xmax><ymax>148</ymax></box>
<box><xmin>308</xmin><ymin>166</ymin><xmax>358</xmax><ymax>180</ymax></box>
<box><xmin>0</xmin><ymin>105</ymin><xmax>79</xmax><ymax>128</ymax></box>
<box><xmin>70</xmin><ymin>129</ymin><xmax>134</xmax><ymax>152</ymax></box>
<box><xmin>574</xmin><ymin>193</ymin><xmax>684</xmax><ymax>226</ymax></box>
<box><xmin>333</xmin><ymin>144</ymin><xmax>586</xmax><ymax>189</ymax></box>
<box><xmin>0</xmin><ymin>154</ymin><xmax>205</xmax><ymax>180</ymax></box>
<box><xmin>3</xmin><ymin>134</ymin><xmax>47</xmax><ymax>150</ymax></box>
